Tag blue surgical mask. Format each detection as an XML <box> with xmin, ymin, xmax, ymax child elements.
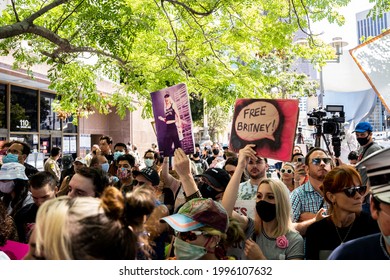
<box><xmin>144</xmin><ymin>158</ymin><xmax>154</xmax><ymax>168</ymax></box>
<box><xmin>2</xmin><ymin>153</ymin><xmax>19</xmax><ymax>164</ymax></box>
<box><xmin>173</xmin><ymin>237</ymin><xmax>207</xmax><ymax>260</ymax></box>
<box><xmin>114</xmin><ymin>151</ymin><xmax>125</xmax><ymax>161</ymax></box>
<box><xmin>101</xmin><ymin>163</ymin><xmax>110</xmax><ymax>172</ymax></box>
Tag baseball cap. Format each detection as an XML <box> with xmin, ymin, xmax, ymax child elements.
<box><xmin>133</xmin><ymin>167</ymin><xmax>160</xmax><ymax>186</ymax></box>
<box><xmin>353</xmin><ymin>122</ymin><xmax>373</xmax><ymax>133</ymax></box>
<box><xmin>74</xmin><ymin>157</ymin><xmax>86</xmax><ymax>165</ymax></box>
<box><xmin>160</xmin><ymin>198</ymin><xmax>229</xmax><ymax>233</ymax></box>
<box><xmin>356</xmin><ymin>147</ymin><xmax>390</xmax><ymax>204</ymax></box>
<box><xmin>198</xmin><ymin>168</ymin><xmax>230</xmax><ymax>190</ymax></box>
<box><xmin>0</xmin><ymin>162</ymin><xmax>28</xmax><ymax>180</ymax></box>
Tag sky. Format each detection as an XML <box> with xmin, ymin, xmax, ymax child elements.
<box><xmin>311</xmin><ymin>0</ymin><xmax>377</xmax><ymax>92</ymax></box>
<box><xmin>312</xmin><ymin>0</ymin><xmax>375</xmax><ymax>48</ymax></box>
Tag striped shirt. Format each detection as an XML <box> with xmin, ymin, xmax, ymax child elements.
<box><xmin>290</xmin><ymin>180</ymin><xmax>327</xmax><ymax>222</ymax></box>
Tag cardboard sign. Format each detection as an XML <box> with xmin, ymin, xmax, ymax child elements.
<box><xmin>350</xmin><ymin>29</ymin><xmax>390</xmax><ymax>112</ymax></box>
<box><xmin>229</xmin><ymin>99</ymin><xmax>299</xmax><ymax>161</ymax></box>
<box><xmin>150</xmin><ymin>83</ymin><xmax>195</xmax><ymax>157</ymax></box>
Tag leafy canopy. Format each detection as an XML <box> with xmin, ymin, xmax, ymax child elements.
<box><xmin>1</xmin><ymin>0</ymin><xmax>378</xmax><ymax>121</ymax></box>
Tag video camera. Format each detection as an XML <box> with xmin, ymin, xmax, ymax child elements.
<box><xmin>307</xmin><ymin>105</ymin><xmax>345</xmax><ymax>157</ymax></box>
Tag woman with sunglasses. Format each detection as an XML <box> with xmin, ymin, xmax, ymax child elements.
<box><xmin>279</xmin><ymin>163</ymin><xmax>295</xmax><ymax>192</ymax></box>
<box><xmin>305</xmin><ymin>165</ymin><xmax>380</xmax><ymax>259</ymax></box>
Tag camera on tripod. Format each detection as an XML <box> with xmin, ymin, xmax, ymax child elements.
<box><xmin>307</xmin><ymin>105</ymin><xmax>345</xmax><ymax>157</ymax></box>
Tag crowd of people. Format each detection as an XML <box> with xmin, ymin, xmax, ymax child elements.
<box><xmin>0</xmin><ymin>120</ymin><xmax>389</xmax><ymax>260</ymax></box>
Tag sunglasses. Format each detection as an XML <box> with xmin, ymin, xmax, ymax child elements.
<box><xmin>133</xmin><ymin>180</ymin><xmax>145</xmax><ymax>186</ymax></box>
<box><xmin>280</xmin><ymin>168</ymin><xmax>294</xmax><ymax>174</ymax></box>
<box><xmin>311</xmin><ymin>157</ymin><xmax>332</xmax><ymax>165</ymax></box>
<box><xmin>175</xmin><ymin>231</ymin><xmax>208</xmax><ymax>241</ymax></box>
<box><xmin>339</xmin><ymin>185</ymin><xmax>367</xmax><ymax>198</ymax></box>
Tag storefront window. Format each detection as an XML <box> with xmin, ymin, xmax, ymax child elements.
<box><xmin>10</xmin><ymin>134</ymin><xmax>38</xmax><ymax>153</ymax></box>
<box><xmin>10</xmin><ymin>86</ymin><xmax>38</xmax><ymax>132</ymax></box>
<box><xmin>63</xmin><ymin>115</ymin><xmax>78</xmax><ymax>133</ymax></box>
<box><xmin>40</xmin><ymin>92</ymin><xmax>61</xmax><ymax>131</ymax></box>
<box><xmin>0</xmin><ymin>84</ymin><xmax>6</xmax><ymax>129</ymax></box>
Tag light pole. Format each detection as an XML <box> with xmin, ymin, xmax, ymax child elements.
<box><xmin>318</xmin><ymin>37</ymin><xmax>348</xmax><ymax>108</ymax></box>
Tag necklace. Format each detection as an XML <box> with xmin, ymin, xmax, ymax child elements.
<box><xmin>334</xmin><ymin>221</ymin><xmax>354</xmax><ymax>244</ymax></box>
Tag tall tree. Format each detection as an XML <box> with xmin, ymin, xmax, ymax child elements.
<box><xmin>1</xmin><ymin>0</ymin><xmax>379</xmax><ymax>121</ymax></box>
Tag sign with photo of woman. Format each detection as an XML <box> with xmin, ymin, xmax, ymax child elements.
<box><xmin>150</xmin><ymin>83</ymin><xmax>195</xmax><ymax>157</ymax></box>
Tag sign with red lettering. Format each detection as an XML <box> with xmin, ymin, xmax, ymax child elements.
<box><xmin>229</xmin><ymin>99</ymin><xmax>299</xmax><ymax>162</ymax></box>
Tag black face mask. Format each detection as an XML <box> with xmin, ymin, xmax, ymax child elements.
<box><xmin>198</xmin><ymin>183</ymin><xmax>223</xmax><ymax>200</ymax></box>
<box><xmin>357</xmin><ymin>135</ymin><xmax>370</xmax><ymax>146</ymax></box>
<box><xmin>255</xmin><ymin>200</ymin><xmax>276</xmax><ymax>222</ymax></box>
<box><xmin>193</xmin><ymin>152</ymin><xmax>200</xmax><ymax>158</ymax></box>
<box><xmin>212</xmin><ymin>149</ymin><xmax>220</xmax><ymax>156</ymax></box>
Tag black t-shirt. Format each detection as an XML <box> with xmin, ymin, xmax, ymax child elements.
<box><xmin>305</xmin><ymin>211</ymin><xmax>380</xmax><ymax>259</ymax></box>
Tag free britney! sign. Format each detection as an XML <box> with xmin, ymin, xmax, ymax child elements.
<box><xmin>229</xmin><ymin>99</ymin><xmax>299</xmax><ymax>162</ymax></box>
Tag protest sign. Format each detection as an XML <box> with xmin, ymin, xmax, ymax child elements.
<box><xmin>229</xmin><ymin>99</ymin><xmax>299</xmax><ymax>162</ymax></box>
<box><xmin>150</xmin><ymin>83</ymin><xmax>194</xmax><ymax>157</ymax></box>
<box><xmin>350</xmin><ymin>29</ymin><xmax>390</xmax><ymax>112</ymax></box>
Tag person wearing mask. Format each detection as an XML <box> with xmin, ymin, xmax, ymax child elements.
<box><xmin>222</xmin><ymin>145</ymin><xmax>304</xmax><ymax>260</ymax></box>
<box><xmin>354</xmin><ymin>122</ymin><xmax>383</xmax><ymax>213</ymax></box>
<box><xmin>143</xmin><ymin>149</ymin><xmax>157</xmax><ymax>169</ymax></box>
<box><xmin>195</xmin><ymin>168</ymin><xmax>230</xmax><ymax>201</ymax></box>
<box><xmin>190</xmin><ymin>150</ymin><xmax>209</xmax><ymax>175</ymax></box>
<box><xmin>116</xmin><ymin>154</ymin><xmax>136</xmax><ymax>194</ymax></box>
<box><xmin>2</xmin><ymin>140</ymin><xmax>38</xmax><ymax>178</ymax></box>
<box><xmin>0</xmin><ymin>162</ymin><xmax>32</xmax><ymax>217</ymax></box>
<box><xmin>207</xmin><ymin>143</ymin><xmax>224</xmax><ymax>168</ymax></box>
<box><xmin>108</xmin><ymin>142</ymin><xmax>128</xmax><ymax>176</ymax></box>
<box><xmin>354</xmin><ymin>122</ymin><xmax>382</xmax><ymax>162</ymax></box>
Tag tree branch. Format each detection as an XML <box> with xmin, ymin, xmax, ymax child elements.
<box><xmin>162</xmin><ymin>0</ymin><xmax>221</xmax><ymax>16</ymax></box>
<box><xmin>10</xmin><ymin>0</ymin><xmax>20</xmax><ymax>22</ymax></box>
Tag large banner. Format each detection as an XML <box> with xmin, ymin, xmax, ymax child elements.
<box><xmin>350</xmin><ymin>29</ymin><xmax>390</xmax><ymax>112</ymax></box>
<box><xmin>229</xmin><ymin>99</ymin><xmax>299</xmax><ymax>162</ymax></box>
<box><xmin>150</xmin><ymin>83</ymin><xmax>195</xmax><ymax>157</ymax></box>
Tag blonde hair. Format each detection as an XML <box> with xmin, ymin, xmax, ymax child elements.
<box><xmin>33</xmin><ymin>187</ymin><xmax>137</xmax><ymax>260</ymax></box>
<box><xmin>255</xmin><ymin>178</ymin><xmax>295</xmax><ymax>237</ymax></box>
